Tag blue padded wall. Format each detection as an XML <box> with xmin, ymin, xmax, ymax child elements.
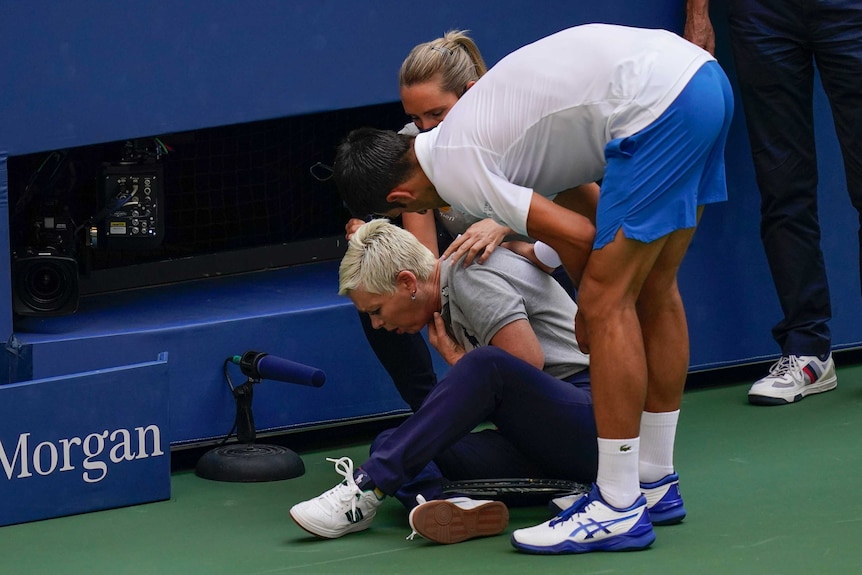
<box><xmin>0</xmin><ymin>1</ymin><xmax>686</xmax><ymax>156</ymax></box>
<box><xmin>0</xmin><ymin>1</ymin><xmax>860</xmax><ymax>449</ymax></box>
<box><xmin>10</xmin><ymin>262</ymin><xmax>422</xmax><ymax>445</ymax></box>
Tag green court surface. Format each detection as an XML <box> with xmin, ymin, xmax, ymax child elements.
<box><xmin>2</xmin><ymin>357</ymin><xmax>861</xmax><ymax>575</ymax></box>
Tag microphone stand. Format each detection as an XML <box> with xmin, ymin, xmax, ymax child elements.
<box><xmin>195</xmin><ymin>360</ymin><xmax>312</xmax><ymax>483</ymax></box>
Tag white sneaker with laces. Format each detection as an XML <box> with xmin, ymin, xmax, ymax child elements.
<box><xmin>512</xmin><ymin>484</ymin><xmax>654</xmax><ymax>554</ymax></box>
<box><xmin>748</xmin><ymin>353</ymin><xmax>837</xmax><ymax>406</ymax></box>
<box><xmin>289</xmin><ymin>456</ymin><xmax>383</xmax><ymax>539</ymax></box>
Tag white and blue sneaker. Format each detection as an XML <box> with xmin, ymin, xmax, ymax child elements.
<box><xmin>512</xmin><ymin>484</ymin><xmax>655</xmax><ymax>554</ymax></box>
<box><xmin>549</xmin><ymin>474</ymin><xmax>685</xmax><ymax>525</ymax></box>
<box><xmin>289</xmin><ymin>456</ymin><xmax>384</xmax><ymax>539</ymax></box>
<box><xmin>748</xmin><ymin>353</ymin><xmax>837</xmax><ymax>406</ymax></box>
<box><xmin>640</xmin><ymin>473</ymin><xmax>686</xmax><ymax>525</ymax></box>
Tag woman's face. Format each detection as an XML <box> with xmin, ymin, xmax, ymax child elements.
<box><xmin>400</xmin><ymin>77</ymin><xmax>459</xmax><ymax>132</ymax></box>
<box><xmin>349</xmin><ymin>287</ymin><xmax>431</xmax><ymax>334</ymax></box>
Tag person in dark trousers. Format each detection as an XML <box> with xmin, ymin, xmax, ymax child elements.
<box><xmin>289</xmin><ymin>220</ymin><xmax>606</xmax><ymax>545</ymax></box>
<box><xmin>686</xmin><ymin>0</ymin><xmax>858</xmax><ymax>405</ymax></box>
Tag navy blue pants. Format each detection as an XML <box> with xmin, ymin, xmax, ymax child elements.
<box><xmin>727</xmin><ymin>0</ymin><xmax>862</xmax><ymax>356</ymax></box>
<box><xmin>360</xmin><ymin>346</ymin><xmax>598</xmax><ymax>508</ymax></box>
<box><xmin>359</xmin><ymin>311</ymin><xmax>436</xmax><ymax>412</ymax></box>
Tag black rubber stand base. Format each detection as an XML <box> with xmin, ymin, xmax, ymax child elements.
<box><xmin>195</xmin><ymin>444</ymin><xmax>305</xmax><ymax>482</ymax></box>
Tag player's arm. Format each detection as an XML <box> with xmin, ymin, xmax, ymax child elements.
<box><xmin>525</xmin><ymin>193</ymin><xmax>595</xmax><ymax>289</ymax></box>
<box><xmin>402</xmin><ymin>211</ymin><xmax>440</xmax><ymax>256</ymax></box>
<box><xmin>503</xmin><ymin>181</ymin><xmax>598</xmax><ymax>274</ymax></box>
<box><xmin>488</xmin><ymin>318</ymin><xmax>544</xmax><ymax>370</ymax></box>
<box><xmin>552</xmin><ymin>182</ymin><xmax>599</xmax><ymax>225</ymax></box>
<box><xmin>504</xmin><ymin>182</ymin><xmax>597</xmax><ymax>273</ymax></box>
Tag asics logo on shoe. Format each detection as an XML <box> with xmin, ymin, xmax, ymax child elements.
<box><xmin>619</xmin><ymin>444</ymin><xmax>632</xmax><ymax>452</ymax></box>
<box><xmin>344</xmin><ymin>508</ymin><xmax>364</xmax><ymax>523</ymax></box>
<box><xmin>568</xmin><ymin>512</ymin><xmax>640</xmax><ymax>540</ymax></box>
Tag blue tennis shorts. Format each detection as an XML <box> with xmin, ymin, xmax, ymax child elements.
<box><xmin>594</xmin><ymin>61</ymin><xmax>734</xmax><ymax>249</ymax></box>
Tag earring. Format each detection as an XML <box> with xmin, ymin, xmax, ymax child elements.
<box><xmin>411</xmin><ymin>291</ymin><xmax>416</xmax><ymax>300</ymax></box>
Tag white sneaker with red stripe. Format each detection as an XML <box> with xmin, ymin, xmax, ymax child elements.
<box><xmin>748</xmin><ymin>353</ymin><xmax>837</xmax><ymax>406</ymax></box>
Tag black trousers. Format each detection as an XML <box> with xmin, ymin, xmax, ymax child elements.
<box><xmin>358</xmin><ymin>310</ymin><xmax>436</xmax><ymax>412</ymax></box>
<box><xmin>727</xmin><ymin>0</ymin><xmax>862</xmax><ymax>356</ymax></box>
<box><xmin>362</xmin><ymin>347</ymin><xmax>597</xmax><ymax>508</ymax></box>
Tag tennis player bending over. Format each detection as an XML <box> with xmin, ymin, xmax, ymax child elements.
<box><xmin>334</xmin><ymin>24</ymin><xmax>732</xmax><ymax>554</ymax></box>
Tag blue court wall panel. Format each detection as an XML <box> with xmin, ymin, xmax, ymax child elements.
<box><xmin>0</xmin><ymin>1</ymin><xmax>687</xmax><ymax>156</ymax></box>
<box><xmin>0</xmin><ymin>0</ymin><xmax>860</xmax><ymax>453</ymax></box>
<box><xmin>0</xmin><ymin>353</ymin><xmax>170</xmax><ymax>526</ymax></box>
<box><xmin>11</xmin><ymin>263</ymin><xmax>432</xmax><ymax>446</ymax></box>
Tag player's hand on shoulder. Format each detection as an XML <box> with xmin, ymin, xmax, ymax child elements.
<box><xmin>345</xmin><ymin>217</ymin><xmax>366</xmax><ymax>241</ymax></box>
<box><xmin>442</xmin><ymin>218</ymin><xmax>512</xmax><ymax>266</ymax></box>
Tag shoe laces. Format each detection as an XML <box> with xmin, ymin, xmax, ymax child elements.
<box><xmin>550</xmin><ymin>492</ymin><xmax>590</xmax><ymax>527</ymax></box>
<box><xmin>768</xmin><ymin>355</ymin><xmax>804</xmax><ymax>377</ymax></box>
<box><xmin>406</xmin><ymin>494</ymin><xmax>428</xmax><ymax>541</ymax></box>
<box><xmin>320</xmin><ymin>456</ymin><xmax>362</xmax><ymax>516</ymax></box>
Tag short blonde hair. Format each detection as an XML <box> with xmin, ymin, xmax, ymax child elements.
<box><xmin>338</xmin><ymin>219</ymin><xmax>437</xmax><ymax>296</ymax></box>
<box><xmin>399</xmin><ymin>30</ymin><xmax>487</xmax><ymax>96</ymax></box>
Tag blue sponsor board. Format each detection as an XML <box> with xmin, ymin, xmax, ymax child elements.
<box><xmin>0</xmin><ymin>353</ymin><xmax>170</xmax><ymax>527</ymax></box>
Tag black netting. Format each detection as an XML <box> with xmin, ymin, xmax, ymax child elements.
<box><xmin>7</xmin><ymin>101</ymin><xmax>407</xmax><ymax>271</ymax></box>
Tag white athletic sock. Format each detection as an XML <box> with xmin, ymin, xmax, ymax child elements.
<box><xmin>596</xmin><ymin>437</ymin><xmax>641</xmax><ymax>509</ymax></box>
<box><xmin>638</xmin><ymin>410</ymin><xmax>679</xmax><ymax>483</ymax></box>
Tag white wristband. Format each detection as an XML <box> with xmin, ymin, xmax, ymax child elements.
<box><xmin>534</xmin><ymin>241</ymin><xmax>562</xmax><ymax>268</ymax></box>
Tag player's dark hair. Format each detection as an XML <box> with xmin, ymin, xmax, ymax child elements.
<box><xmin>333</xmin><ymin>127</ymin><xmax>414</xmax><ymax>218</ymax></box>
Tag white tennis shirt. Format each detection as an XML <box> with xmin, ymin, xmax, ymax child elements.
<box><xmin>413</xmin><ymin>24</ymin><xmax>714</xmax><ymax>236</ymax></box>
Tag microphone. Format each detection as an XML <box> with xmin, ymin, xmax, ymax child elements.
<box><xmin>231</xmin><ymin>351</ymin><xmax>326</xmax><ymax>387</ymax></box>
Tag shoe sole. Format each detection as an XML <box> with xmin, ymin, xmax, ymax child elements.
<box><xmin>748</xmin><ymin>375</ymin><xmax>837</xmax><ymax>406</ymax></box>
<box><xmin>511</xmin><ymin>528</ymin><xmax>656</xmax><ymax>554</ymax></box>
<box><xmin>409</xmin><ymin>500</ymin><xmax>509</xmax><ymax>544</ymax></box>
<box><xmin>648</xmin><ymin>504</ymin><xmax>686</xmax><ymax>526</ymax></box>
<box><xmin>289</xmin><ymin>507</ymin><xmax>373</xmax><ymax>539</ymax></box>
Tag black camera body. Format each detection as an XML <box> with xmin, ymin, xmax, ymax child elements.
<box><xmin>99</xmin><ymin>163</ymin><xmax>164</xmax><ymax>250</ymax></box>
<box><xmin>12</xmin><ymin>213</ymin><xmax>80</xmax><ymax>317</ymax></box>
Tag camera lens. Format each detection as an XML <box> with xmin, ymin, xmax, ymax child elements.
<box><xmin>12</xmin><ymin>254</ymin><xmax>79</xmax><ymax>316</ymax></box>
<box><xmin>26</xmin><ymin>262</ymin><xmax>67</xmax><ymax>302</ymax></box>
